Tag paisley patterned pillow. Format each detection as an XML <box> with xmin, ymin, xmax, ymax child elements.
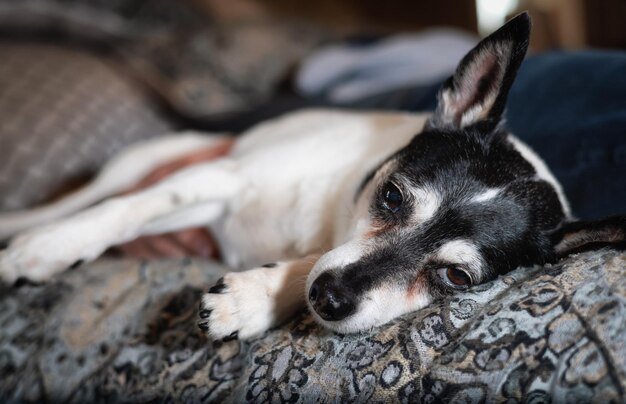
<box><xmin>1</xmin><ymin>249</ymin><xmax>624</xmax><ymax>402</ymax></box>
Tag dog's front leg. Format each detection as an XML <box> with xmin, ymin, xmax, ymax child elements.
<box><xmin>0</xmin><ymin>161</ymin><xmax>243</xmax><ymax>283</ymax></box>
<box><xmin>198</xmin><ymin>254</ymin><xmax>320</xmax><ymax>340</ymax></box>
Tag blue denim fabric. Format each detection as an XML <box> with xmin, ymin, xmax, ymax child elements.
<box><xmin>507</xmin><ymin>51</ymin><xmax>626</xmax><ymax>219</ymax></box>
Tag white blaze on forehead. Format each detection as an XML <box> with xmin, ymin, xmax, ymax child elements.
<box><xmin>411</xmin><ymin>187</ymin><xmax>441</xmax><ymax>222</ymax></box>
<box><xmin>471</xmin><ymin>188</ymin><xmax>500</xmax><ymax>203</ymax></box>
<box><xmin>436</xmin><ymin>239</ymin><xmax>483</xmax><ymax>274</ymax></box>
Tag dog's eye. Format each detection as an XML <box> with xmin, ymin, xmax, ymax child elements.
<box><xmin>437</xmin><ymin>266</ymin><xmax>472</xmax><ymax>288</ymax></box>
<box><xmin>381</xmin><ymin>182</ymin><xmax>403</xmax><ymax>213</ymax></box>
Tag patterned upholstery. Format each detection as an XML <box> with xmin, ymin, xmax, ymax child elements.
<box><xmin>0</xmin><ymin>250</ymin><xmax>624</xmax><ymax>402</ymax></box>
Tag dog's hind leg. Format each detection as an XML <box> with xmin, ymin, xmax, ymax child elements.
<box><xmin>0</xmin><ymin>132</ymin><xmax>231</xmax><ymax>240</ymax></box>
<box><xmin>198</xmin><ymin>254</ymin><xmax>320</xmax><ymax>340</ymax></box>
<box><xmin>0</xmin><ymin>159</ymin><xmax>243</xmax><ymax>283</ymax></box>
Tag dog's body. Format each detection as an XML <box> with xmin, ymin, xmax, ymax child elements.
<box><xmin>199</xmin><ymin>110</ymin><xmax>431</xmax><ymax>270</ymax></box>
<box><xmin>0</xmin><ymin>110</ymin><xmax>430</xmax><ymax>273</ymax></box>
<box><xmin>1</xmin><ymin>14</ymin><xmax>624</xmax><ymax>340</ymax></box>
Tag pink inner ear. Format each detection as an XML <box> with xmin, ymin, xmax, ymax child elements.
<box><xmin>446</xmin><ymin>45</ymin><xmax>506</xmax><ymax>126</ymax></box>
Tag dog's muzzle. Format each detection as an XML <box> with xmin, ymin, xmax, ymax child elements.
<box><xmin>308</xmin><ymin>272</ymin><xmax>356</xmax><ymax>321</ymax></box>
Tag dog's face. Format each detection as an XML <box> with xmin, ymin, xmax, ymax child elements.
<box><xmin>307</xmin><ymin>13</ymin><xmax>573</xmax><ymax>333</ymax></box>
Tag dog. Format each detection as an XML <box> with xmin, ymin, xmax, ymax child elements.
<box><xmin>0</xmin><ymin>13</ymin><xmax>624</xmax><ymax>340</ymax></box>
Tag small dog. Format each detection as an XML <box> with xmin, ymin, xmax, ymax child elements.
<box><xmin>0</xmin><ymin>13</ymin><xmax>624</xmax><ymax>340</ymax></box>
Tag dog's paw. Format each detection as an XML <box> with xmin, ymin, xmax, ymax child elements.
<box><xmin>0</xmin><ymin>227</ymin><xmax>94</xmax><ymax>284</ymax></box>
<box><xmin>198</xmin><ymin>269</ymin><xmax>287</xmax><ymax>340</ymax></box>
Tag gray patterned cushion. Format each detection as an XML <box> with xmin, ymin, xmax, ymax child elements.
<box><xmin>0</xmin><ymin>0</ymin><xmax>329</xmax><ymax>118</ymax></box>
<box><xmin>1</xmin><ymin>249</ymin><xmax>624</xmax><ymax>402</ymax></box>
<box><xmin>0</xmin><ymin>41</ymin><xmax>173</xmax><ymax>211</ymax></box>
<box><xmin>0</xmin><ymin>0</ymin><xmax>328</xmax><ymax>211</ymax></box>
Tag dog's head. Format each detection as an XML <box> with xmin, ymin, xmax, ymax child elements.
<box><xmin>306</xmin><ymin>13</ymin><xmax>626</xmax><ymax>334</ymax></box>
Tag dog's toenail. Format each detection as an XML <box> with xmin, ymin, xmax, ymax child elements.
<box><xmin>262</xmin><ymin>262</ymin><xmax>277</xmax><ymax>268</ymax></box>
<box><xmin>14</xmin><ymin>277</ymin><xmax>40</xmax><ymax>288</ymax></box>
<box><xmin>222</xmin><ymin>331</ymin><xmax>238</xmax><ymax>342</ymax></box>
<box><xmin>69</xmin><ymin>259</ymin><xmax>84</xmax><ymax>269</ymax></box>
<box><xmin>197</xmin><ymin>320</ymin><xmax>209</xmax><ymax>331</ymax></box>
<box><xmin>199</xmin><ymin>309</ymin><xmax>212</xmax><ymax>319</ymax></box>
<box><xmin>208</xmin><ymin>283</ymin><xmax>226</xmax><ymax>294</ymax></box>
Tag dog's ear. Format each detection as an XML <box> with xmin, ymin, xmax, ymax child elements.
<box><xmin>427</xmin><ymin>12</ymin><xmax>530</xmax><ymax>132</ymax></box>
<box><xmin>551</xmin><ymin>216</ymin><xmax>626</xmax><ymax>258</ymax></box>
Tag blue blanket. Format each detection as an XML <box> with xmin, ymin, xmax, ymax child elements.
<box><xmin>507</xmin><ymin>51</ymin><xmax>626</xmax><ymax>220</ymax></box>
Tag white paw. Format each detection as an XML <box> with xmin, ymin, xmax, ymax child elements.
<box><xmin>198</xmin><ymin>266</ymin><xmax>297</xmax><ymax>340</ymax></box>
<box><xmin>0</xmin><ymin>225</ymin><xmax>100</xmax><ymax>283</ymax></box>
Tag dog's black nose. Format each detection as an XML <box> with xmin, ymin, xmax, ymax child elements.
<box><xmin>308</xmin><ymin>272</ymin><xmax>355</xmax><ymax>321</ymax></box>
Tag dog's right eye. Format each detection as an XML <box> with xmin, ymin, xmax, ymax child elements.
<box><xmin>381</xmin><ymin>182</ymin><xmax>403</xmax><ymax>213</ymax></box>
<box><xmin>437</xmin><ymin>265</ymin><xmax>472</xmax><ymax>289</ymax></box>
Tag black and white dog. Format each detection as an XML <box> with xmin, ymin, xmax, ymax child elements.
<box><xmin>0</xmin><ymin>13</ymin><xmax>623</xmax><ymax>339</ymax></box>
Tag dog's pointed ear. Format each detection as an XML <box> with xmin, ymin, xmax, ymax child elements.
<box><xmin>551</xmin><ymin>216</ymin><xmax>626</xmax><ymax>258</ymax></box>
<box><xmin>427</xmin><ymin>12</ymin><xmax>531</xmax><ymax>131</ymax></box>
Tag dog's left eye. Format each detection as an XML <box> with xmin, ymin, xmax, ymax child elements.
<box><xmin>381</xmin><ymin>182</ymin><xmax>403</xmax><ymax>213</ymax></box>
<box><xmin>437</xmin><ymin>266</ymin><xmax>472</xmax><ymax>289</ymax></box>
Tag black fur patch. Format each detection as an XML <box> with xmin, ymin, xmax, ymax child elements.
<box><xmin>552</xmin><ymin>216</ymin><xmax>626</xmax><ymax>257</ymax></box>
<box><xmin>340</xmin><ymin>127</ymin><xmax>565</xmax><ymax>301</ymax></box>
